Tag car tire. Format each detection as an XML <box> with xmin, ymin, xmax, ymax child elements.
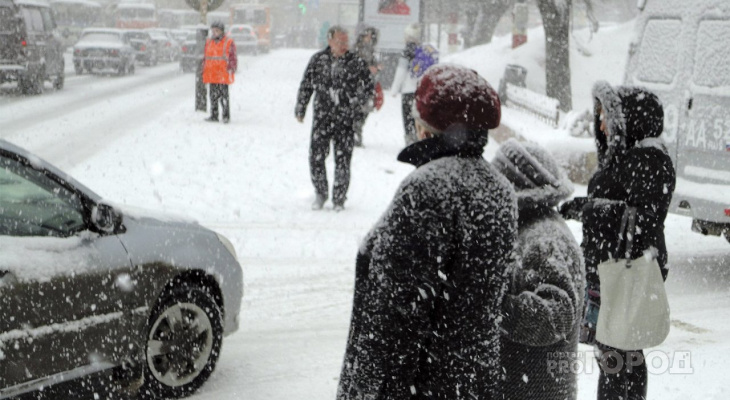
<box><xmin>74</xmin><ymin>64</ymin><xmax>83</xmax><ymax>75</ymax></box>
<box><xmin>139</xmin><ymin>286</ymin><xmax>223</xmax><ymax>399</ymax></box>
<box><xmin>53</xmin><ymin>72</ymin><xmax>64</xmax><ymax>90</ymax></box>
<box><xmin>20</xmin><ymin>72</ymin><xmax>43</xmax><ymax>95</ymax></box>
<box><xmin>128</xmin><ymin>62</ymin><xmax>135</xmax><ymax>75</ymax></box>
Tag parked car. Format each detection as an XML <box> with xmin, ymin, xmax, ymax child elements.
<box><xmin>228</xmin><ymin>24</ymin><xmax>258</xmax><ymax>55</ymax></box>
<box><xmin>146</xmin><ymin>28</ymin><xmax>180</xmax><ymax>62</ymax></box>
<box><xmin>73</xmin><ymin>28</ymin><xmax>136</xmax><ymax>75</ymax></box>
<box><xmin>0</xmin><ymin>0</ymin><xmax>65</xmax><ymax>94</ymax></box>
<box><xmin>179</xmin><ymin>31</ymin><xmax>203</xmax><ymax>73</ymax></box>
<box><xmin>0</xmin><ymin>139</ymin><xmax>243</xmax><ymax>399</ymax></box>
<box><xmin>125</xmin><ymin>29</ymin><xmax>158</xmax><ymax>66</ymax></box>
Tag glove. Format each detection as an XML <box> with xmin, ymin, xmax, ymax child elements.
<box><xmin>559</xmin><ymin>196</ymin><xmax>589</xmax><ymax>220</ymax></box>
<box><xmin>579</xmin><ymin>288</ymin><xmax>600</xmax><ymax>345</ymax></box>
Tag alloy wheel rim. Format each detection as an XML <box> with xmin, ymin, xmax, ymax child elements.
<box><xmin>146</xmin><ymin>302</ymin><xmax>214</xmax><ymax>387</ymax></box>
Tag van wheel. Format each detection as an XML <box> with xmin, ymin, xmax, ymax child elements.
<box><xmin>20</xmin><ymin>73</ymin><xmax>43</xmax><ymax>95</ymax></box>
<box><xmin>139</xmin><ymin>286</ymin><xmax>222</xmax><ymax>399</ymax></box>
<box><xmin>53</xmin><ymin>73</ymin><xmax>64</xmax><ymax>90</ymax></box>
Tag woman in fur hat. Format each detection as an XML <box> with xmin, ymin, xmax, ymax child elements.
<box><xmin>336</xmin><ymin>64</ymin><xmax>517</xmax><ymax>399</ymax></box>
<box><xmin>493</xmin><ymin>139</ymin><xmax>584</xmax><ymax>400</ymax></box>
<box><xmin>560</xmin><ymin>81</ymin><xmax>676</xmax><ymax>399</ymax></box>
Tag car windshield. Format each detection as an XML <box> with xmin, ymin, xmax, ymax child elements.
<box><xmin>79</xmin><ymin>32</ymin><xmax>121</xmax><ymax>43</ymax></box>
<box><xmin>127</xmin><ymin>32</ymin><xmax>148</xmax><ymax>40</ymax></box>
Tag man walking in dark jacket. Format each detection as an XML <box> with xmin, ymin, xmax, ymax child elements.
<box><xmin>296</xmin><ymin>26</ymin><xmax>374</xmax><ymax>211</ymax></box>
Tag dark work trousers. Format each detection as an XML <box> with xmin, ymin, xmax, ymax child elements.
<box><xmin>401</xmin><ymin>93</ymin><xmax>417</xmax><ymax>146</ymax></box>
<box><xmin>209</xmin><ymin>83</ymin><xmax>230</xmax><ymax>121</ymax></box>
<box><xmin>309</xmin><ymin>117</ymin><xmax>355</xmax><ymax>206</ymax></box>
<box><xmin>597</xmin><ymin>344</ymin><xmax>647</xmax><ymax>400</ymax></box>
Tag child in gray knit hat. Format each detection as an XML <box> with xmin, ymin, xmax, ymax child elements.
<box><xmin>492</xmin><ymin>138</ymin><xmax>585</xmax><ymax>400</ymax></box>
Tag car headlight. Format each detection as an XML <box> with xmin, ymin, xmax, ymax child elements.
<box><xmin>216</xmin><ymin>232</ymin><xmax>238</xmax><ymax>262</ymax></box>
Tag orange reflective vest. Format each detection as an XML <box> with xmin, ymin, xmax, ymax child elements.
<box><xmin>203</xmin><ymin>36</ymin><xmax>234</xmax><ymax>85</ymax></box>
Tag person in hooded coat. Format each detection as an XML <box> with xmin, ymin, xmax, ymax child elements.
<box><xmin>492</xmin><ymin>139</ymin><xmax>585</xmax><ymax>400</ymax></box>
<box><xmin>336</xmin><ymin>64</ymin><xmax>518</xmax><ymax>400</ymax></box>
<box><xmin>353</xmin><ymin>26</ymin><xmax>381</xmax><ymax>147</ymax></box>
<box><xmin>390</xmin><ymin>23</ymin><xmax>422</xmax><ymax>147</ymax></box>
<box><xmin>559</xmin><ymin>81</ymin><xmax>676</xmax><ymax>400</ymax></box>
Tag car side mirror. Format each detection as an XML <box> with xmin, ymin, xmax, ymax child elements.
<box><xmin>92</xmin><ymin>203</ymin><xmax>123</xmax><ymax>234</ymax></box>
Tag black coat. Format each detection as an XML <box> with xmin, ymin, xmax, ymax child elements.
<box><xmin>295</xmin><ymin>47</ymin><xmax>374</xmax><ymax>130</ymax></box>
<box><xmin>337</xmin><ymin>132</ymin><xmax>518</xmax><ymax>400</ymax></box>
<box><xmin>580</xmin><ymin>82</ymin><xmax>676</xmax><ymax>290</ymax></box>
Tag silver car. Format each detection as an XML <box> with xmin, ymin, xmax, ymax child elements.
<box><xmin>0</xmin><ymin>139</ymin><xmax>243</xmax><ymax>399</ymax></box>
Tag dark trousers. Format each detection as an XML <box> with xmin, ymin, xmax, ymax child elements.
<box><xmin>597</xmin><ymin>344</ymin><xmax>647</xmax><ymax>400</ymax></box>
<box><xmin>401</xmin><ymin>93</ymin><xmax>417</xmax><ymax>146</ymax></box>
<box><xmin>309</xmin><ymin>118</ymin><xmax>354</xmax><ymax>206</ymax></box>
<box><xmin>209</xmin><ymin>83</ymin><xmax>230</xmax><ymax>120</ymax></box>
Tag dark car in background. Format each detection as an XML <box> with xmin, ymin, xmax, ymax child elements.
<box><xmin>73</xmin><ymin>28</ymin><xmax>136</xmax><ymax>75</ymax></box>
<box><xmin>228</xmin><ymin>24</ymin><xmax>258</xmax><ymax>55</ymax></box>
<box><xmin>0</xmin><ymin>0</ymin><xmax>65</xmax><ymax>94</ymax></box>
<box><xmin>126</xmin><ymin>29</ymin><xmax>157</xmax><ymax>66</ymax></box>
<box><xmin>0</xmin><ymin>138</ymin><xmax>243</xmax><ymax>399</ymax></box>
<box><xmin>179</xmin><ymin>31</ymin><xmax>202</xmax><ymax>73</ymax></box>
<box><xmin>146</xmin><ymin>28</ymin><xmax>180</xmax><ymax>62</ymax></box>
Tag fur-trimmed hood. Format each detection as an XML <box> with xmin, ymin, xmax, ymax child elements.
<box><xmin>592</xmin><ymin>81</ymin><xmax>666</xmax><ymax>167</ymax></box>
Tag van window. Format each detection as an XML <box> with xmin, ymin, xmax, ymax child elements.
<box><xmin>692</xmin><ymin>20</ymin><xmax>730</xmax><ymax>88</ymax></box>
<box><xmin>40</xmin><ymin>8</ymin><xmax>55</xmax><ymax>32</ymax></box>
<box><xmin>21</xmin><ymin>7</ymin><xmax>44</xmax><ymax>32</ymax></box>
<box><xmin>636</xmin><ymin>19</ymin><xmax>682</xmax><ymax>84</ymax></box>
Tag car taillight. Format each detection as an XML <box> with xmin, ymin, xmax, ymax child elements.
<box><xmin>74</xmin><ymin>48</ymin><xmax>80</xmax><ymax>55</ymax></box>
<box><xmin>725</xmin><ymin>209</ymin><xmax>730</xmax><ymax>217</ymax></box>
<box><xmin>21</xmin><ymin>39</ymin><xmax>27</xmax><ymax>46</ymax></box>
<box><xmin>182</xmin><ymin>46</ymin><xmax>188</xmax><ymax>52</ymax></box>
<box><xmin>111</xmin><ymin>49</ymin><xmax>119</xmax><ymax>56</ymax></box>
<box><xmin>165</xmin><ymin>42</ymin><xmax>171</xmax><ymax>47</ymax></box>
<box><xmin>140</xmin><ymin>45</ymin><xmax>146</xmax><ymax>51</ymax></box>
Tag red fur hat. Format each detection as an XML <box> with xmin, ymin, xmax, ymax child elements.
<box><xmin>412</xmin><ymin>64</ymin><xmax>501</xmax><ymax>133</ymax></box>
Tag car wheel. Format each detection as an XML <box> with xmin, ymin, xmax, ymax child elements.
<box><xmin>118</xmin><ymin>64</ymin><xmax>126</xmax><ymax>76</ymax></box>
<box><xmin>128</xmin><ymin>62</ymin><xmax>135</xmax><ymax>75</ymax></box>
<box><xmin>139</xmin><ymin>286</ymin><xmax>222</xmax><ymax>399</ymax></box>
<box><xmin>74</xmin><ymin>64</ymin><xmax>83</xmax><ymax>75</ymax></box>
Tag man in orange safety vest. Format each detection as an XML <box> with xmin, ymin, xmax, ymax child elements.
<box><xmin>203</xmin><ymin>21</ymin><xmax>237</xmax><ymax>123</ymax></box>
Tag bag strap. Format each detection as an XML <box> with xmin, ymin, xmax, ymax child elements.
<box><xmin>616</xmin><ymin>206</ymin><xmax>637</xmax><ymax>267</ymax></box>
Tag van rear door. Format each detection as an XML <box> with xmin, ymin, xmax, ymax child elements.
<box><xmin>674</xmin><ymin>17</ymin><xmax>730</xmax><ymax>230</ymax></box>
<box><xmin>0</xmin><ymin>1</ymin><xmax>22</xmax><ymax>67</ymax></box>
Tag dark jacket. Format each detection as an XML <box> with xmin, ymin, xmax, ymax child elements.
<box><xmin>494</xmin><ymin>141</ymin><xmax>585</xmax><ymax>400</ymax></box>
<box><xmin>337</xmin><ymin>132</ymin><xmax>518</xmax><ymax>400</ymax></box>
<box><xmin>295</xmin><ymin>47</ymin><xmax>374</xmax><ymax>128</ymax></box>
<box><xmin>580</xmin><ymin>82</ymin><xmax>676</xmax><ymax>289</ymax></box>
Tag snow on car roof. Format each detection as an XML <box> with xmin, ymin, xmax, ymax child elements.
<box><xmin>49</xmin><ymin>0</ymin><xmax>101</xmax><ymax>7</ymax></box>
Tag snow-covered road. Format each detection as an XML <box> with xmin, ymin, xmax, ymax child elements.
<box><xmin>1</xmin><ymin>30</ymin><xmax>729</xmax><ymax>399</ymax></box>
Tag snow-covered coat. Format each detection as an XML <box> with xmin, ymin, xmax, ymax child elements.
<box><xmin>579</xmin><ymin>82</ymin><xmax>676</xmax><ymax>290</ymax></box>
<box><xmin>390</xmin><ymin>42</ymin><xmax>419</xmax><ymax>95</ymax></box>
<box><xmin>337</xmin><ymin>131</ymin><xmax>518</xmax><ymax>400</ymax></box>
<box><xmin>295</xmin><ymin>47</ymin><xmax>374</xmax><ymax>128</ymax></box>
<box><xmin>493</xmin><ymin>140</ymin><xmax>585</xmax><ymax>400</ymax></box>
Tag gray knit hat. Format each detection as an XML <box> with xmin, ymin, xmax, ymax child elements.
<box><xmin>493</xmin><ymin>139</ymin><xmax>573</xmax><ymax>208</ymax></box>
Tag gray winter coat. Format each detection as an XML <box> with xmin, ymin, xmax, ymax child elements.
<box><xmin>337</xmin><ymin>132</ymin><xmax>518</xmax><ymax>400</ymax></box>
<box><xmin>494</xmin><ymin>139</ymin><xmax>585</xmax><ymax>400</ymax></box>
